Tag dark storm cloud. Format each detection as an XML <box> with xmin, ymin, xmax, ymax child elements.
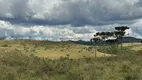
<box><xmin>0</xmin><ymin>0</ymin><xmax>142</xmax><ymax>26</ymax></box>
<box><xmin>0</xmin><ymin>0</ymin><xmax>142</xmax><ymax>40</ymax></box>
<box><xmin>135</xmin><ymin>0</ymin><xmax>142</xmax><ymax>7</ymax></box>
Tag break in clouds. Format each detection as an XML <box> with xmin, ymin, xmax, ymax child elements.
<box><xmin>0</xmin><ymin>0</ymin><xmax>142</xmax><ymax>40</ymax></box>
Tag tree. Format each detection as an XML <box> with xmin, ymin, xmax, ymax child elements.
<box><xmin>106</xmin><ymin>32</ymin><xmax>114</xmax><ymax>38</ymax></box>
<box><xmin>95</xmin><ymin>32</ymin><xmax>107</xmax><ymax>56</ymax></box>
<box><xmin>115</xmin><ymin>26</ymin><xmax>129</xmax><ymax>53</ymax></box>
<box><xmin>90</xmin><ymin>34</ymin><xmax>102</xmax><ymax>58</ymax></box>
<box><xmin>92</xmin><ymin>32</ymin><xmax>115</xmax><ymax>57</ymax></box>
<box><xmin>91</xmin><ymin>26</ymin><xmax>130</xmax><ymax>56</ymax></box>
<box><xmin>115</xmin><ymin>26</ymin><xmax>129</xmax><ymax>32</ymax></box>
<box><xmin>0</xmin><ymin>36</ymin><xmax>6</xmax><ymax>40</ymax></box>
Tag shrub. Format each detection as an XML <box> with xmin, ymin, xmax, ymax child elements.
<box><xmin>98</xmin><ymin>44</ymin><xmax>133</xmax><ymax>55</ymax></box>
<box><xmin>67</xmin><ymin>69</ymin><xmax>83</xmax><ymax>80</ymax></box>
<box><xmin>1</xmin><ymin>44</ymin><xmax>9</xmax><ymax>47</ymax></box>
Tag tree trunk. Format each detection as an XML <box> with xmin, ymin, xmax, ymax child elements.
<box><xmin>104</xmin><ymin>39</ymin><xmax>106</xmax><ymax>57</ymax></box>
<box><xmin>120</xmin><ymin>37</ymin><xmax>123</xmax><ymax>54</ymax></box>
<box><xmin>95</xmin><ymin>45</ymin><xmax>97</xmax><ymax>58</ymax></box>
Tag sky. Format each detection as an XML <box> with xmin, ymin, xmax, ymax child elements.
<box><xmin>0</xmin><ymin>0</ymin><xmax>142</xmax><ymax>41</ymax></box>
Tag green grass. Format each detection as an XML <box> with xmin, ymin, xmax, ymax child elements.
<box><xmin>0</xmin><ymin>39</ymin><xmax>112</xmax><ymax>59</ymax></box>
<box><xmin>0</xmin><ymin>40</ymin><xmax>141</xmax><ymax>59</ymax></box>
<box><xmin>0</xmin><ymin>49</ymin><xmax>142</xmax><ymax>80</ymax></box>
<box><xmin>35</xmin><ymin>50</ymin><xmax>107</xmax><ymax>59</ymax></box>
<box><xmin>0</xmin><ymin>39</ymin><xmax>142</xmax><ymax>80</ymax></box>
<box><xmin>123</xmin><ymin>43</ymin><xmax>142</xmax><ymax>51</ymax></box>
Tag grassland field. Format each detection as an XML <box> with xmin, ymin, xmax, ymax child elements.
<box><xmin>0</xmin><ymin>39</ymin><xmax>142</xmax><ymax>80</ymax></box>
<box><xmin>0</xmin><ymin>39</ymin><xmax>141</xmax><ymax>59</ymax></box>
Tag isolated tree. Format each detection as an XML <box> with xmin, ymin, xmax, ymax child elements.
<box><xmin>91</xmin><ymin>32</ymin><xmax>105</xmax><ymax>57</ymax></box>
<box><xmin>90</xmin><ymin>36</ymin><xmax>102</xmax><ymax>58</ymax></box>
<box><xmin>95</xmin><ymin>32</ymin><xmax>108</xmax><ymax>56</ymax></box>
<box><xmin>115</xmin><ymin>26</ymin><xmax>129</xmax><ymax>53</ymax></box>
<box><xmin>115</xmin><ymin>26</ymin><xmax>129</xmax><ymax>44</ymax></box>
<box><xmin>92</xmin><ymin>32</ymin><xmax>112</xmax><ymax>57</ymax></box>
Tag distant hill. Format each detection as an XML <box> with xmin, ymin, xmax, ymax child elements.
<box><xmin>121</xmin><ymin>37</ymin><xmax>142</xmax><ymax>43</ymax></box>
<box><xmin>71</xmin><ymin>40</ymin><xmax>94</xmax><ymax>46</ymax></box>
<box><xmin>71</xmin><ymin>37</ymin><xmax>142</xmax><ymax>46</ymax></box>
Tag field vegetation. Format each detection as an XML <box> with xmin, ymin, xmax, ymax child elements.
<box><xmin>0</xmin><ymin>38</ymin><xmax>142</xmax><ymax>80</ymax></box>
<box><xmin>0</xmin><ymin>42</ymin><xmax>142</xmax><ymax>80</ymax></box>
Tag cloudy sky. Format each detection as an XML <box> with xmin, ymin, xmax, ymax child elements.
<box><xmin>0</xmin><ymin>0</ymin><xmax>142</xmax><ymax>41</ymax></box>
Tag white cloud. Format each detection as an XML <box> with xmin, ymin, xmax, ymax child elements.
<box><xmin>0</xmin><ymin>20</ymin><xmax>141</xmax><ymax>41</ymax></box>
<box><xmin>125</xmin><ymin>29</ymin><xmax>142</xmax><ymax>38</ymax></box>
<box><xmin>0</xmin><ymin>20</ymin><xmax>98</xmax><ymax>41</ymax></box>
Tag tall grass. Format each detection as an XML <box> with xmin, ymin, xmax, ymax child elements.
<box><xmin>0</xmin><ymin>49</ymin><xmax>142</xmax><ymax>80</ymax></box>
<box><xmin>98</xmin><ymin>44</ymin><xmax>134</xmax><ymax>55</ymax></box>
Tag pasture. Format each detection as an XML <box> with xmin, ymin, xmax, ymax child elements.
<box><xmin>0</xmin><ymin>39</ymin><xmax>142</xmax><ymax>80</ymax></box>
<box><xmin>0</xmin><ymin>39</ymin><xmax>112</xmax><ymax>59</ymax></box>
<box><xmin>0</xmin><ymin>39</ymin><xmax>141</xmax><ymax>59</ymax></box>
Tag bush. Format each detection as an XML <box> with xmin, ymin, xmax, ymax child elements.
<box><xmin>98</xmin><ymin>44</ymin><xmax>133</xmax><ymax>55</ymax></box>
<box><xmin>67</xmin><ymin>69</ymin><xmax>83</xmax><ymax>80</ymax></box>
<box><xmin>0</xmin><ymin>37</ymin><xmax>6</xmax><ymax>40</ymax></box>
<box><xmin>0</xmin><ymin>65</ymin><xmax>17</xmax><ymax>80</ymax></box>
<box><xmin>1</xmin><ymin>44</ymin><xmax>9</xmax><ymax>47</ymax></box>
